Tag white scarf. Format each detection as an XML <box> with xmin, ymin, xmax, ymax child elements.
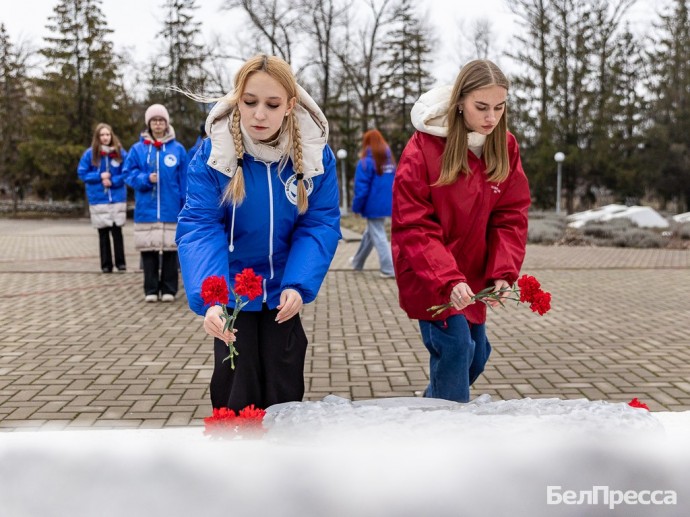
<box><xmin>239</xmin><ymin>119</ymin><xmax>290</xmax><ymax>166</ymax></box>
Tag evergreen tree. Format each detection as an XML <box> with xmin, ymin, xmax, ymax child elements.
<box><xmin>0</xmin><ymin>24</ymin><xmax>31</xmax><ymax>214</ymax></box>
<box><xmin>20</xmin><ymin>0</ymin><xmax>133</xmax><ymax>200</ymax></box>
<box><xmin>377</xmin><ymin>0</ymin><xmax>434</xmax><ymax>157</ymax></box>
<box><xmin>645</xmin><ymin>0</ymin><xmax>690</xmax><ymax>211</ymax></box>
<box><xmin>148</xmin><ymin>0</ymin><xmax>207</xmax><ymax>147</ymax></box>
<box><xmin>509</xmin><ymin>0</ymin><xmax>637</xmax><ymax>211</ymax></box>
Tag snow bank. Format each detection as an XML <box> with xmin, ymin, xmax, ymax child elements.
<box><xmin>1</xmin><ymin>396</ymin><xmax>688</xmax><ymax>517</ymax></box>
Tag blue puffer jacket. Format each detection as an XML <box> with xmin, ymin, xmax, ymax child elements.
<box><xmin>351</xmin><ymin>148</ymin><xmax>396</xmax><ymax>218</ymax></box>
<box><xmin>77</xmin><ymin>148</ymin><xmax>128</xmax><ymax>205</ymax></box>
<box><xmin>176</xmin><ymin>139</ymin><xmax>342</xmax><ymax>316</ymax></box>
<box><xmin>123</xmin><ymin>135</ymin><xmax>188</xmax><ymax>223</ymax></box>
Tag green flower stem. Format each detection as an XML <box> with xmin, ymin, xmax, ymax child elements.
<box><xmin>427</xmin><ymin>288</ymin><xmax>522</xmax><ymax>317</ymax></box>
<box><xmin>220</xmin><ymin>291</ymin><xmax>247</xmax><ymax>369</ymax></box>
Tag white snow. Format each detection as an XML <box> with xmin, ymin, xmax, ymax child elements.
<box><xmin>567</xmin><ymin>204</ymin><xmax>670</xmax><ymax>229</ymax></box>
<box><xmin>672</xmin><ymin>212</ymin><xmax>690</xmax><ymax>224</ymax></box>
<box><xmin>1</xmin><ymin>396</ymin><xmax>689</xmax><ymax>517</ymax></box>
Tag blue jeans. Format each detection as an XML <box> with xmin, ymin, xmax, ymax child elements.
<box><xmin>351</xmin><ymin>218</ymin><xmax>394</xmax><ymax>276</ymax></box>
<box><xmin>419</xmin><ymin>315</ymin><xmax>491</xmax><ymax>403</ymax></box>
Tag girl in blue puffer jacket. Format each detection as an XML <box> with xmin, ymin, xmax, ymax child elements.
<box><xmin>77</xmin><ymin>123</ymin><xmax>128</xmax><ymax>273</ymax></box>
<box><xmin>176</xmin><ymin>54</ymin><xmax>340</xmax><ymax>412</ymax></box>
<box><xmin>350</xmin><ymin>129</ymin><xmax>396</xmax><ymax>278</ymax></box>
<box><xmin>123</xmin><ymin>104</ymin><xmax>187</xmax><ymax>303</ymax></box>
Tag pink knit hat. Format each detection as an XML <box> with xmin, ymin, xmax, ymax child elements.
<box><xmin>145</xmin><ymin>104</ymin><xmax>170</xmax><ymax>124</ymax></box>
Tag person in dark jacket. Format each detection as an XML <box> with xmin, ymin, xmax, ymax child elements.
<box><xmin>123</xmin><ymin>104</ymin><xmax>187</xmax><ymax>303</ymax></box>
<box><xmin>77</xmin><ymin>123</ymin><xmax>128</xmax><ymax>273</ymax></box>
<box><xmin>176</xmin><ymin>54</ymin><xmax>341</xmax><ymax>412</ymax></box>
<box><xmin>350</xmin><ymin>129</ymin><xmax>396</xmax><ymax>278</ymax></box>
<box><xmin>391</xmin><ymin>60</ymin><xmax>531</xmax><ymax>403</ymax></box>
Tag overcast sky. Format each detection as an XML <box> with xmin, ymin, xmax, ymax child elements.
<box><xmin>1</xmin><ymin>0</ymin><xmax>524</xmax><ymax>85</ymax></box>
<box><xmin>1</xmin><ymin>0</ymin><xmax>658</xmax><ymax>87</ymax></box>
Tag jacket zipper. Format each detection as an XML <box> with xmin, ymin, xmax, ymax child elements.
<box><xmin>265</xmin><ymin>162</ymin><xmax>274</xmax><ymax>304</ymax></box>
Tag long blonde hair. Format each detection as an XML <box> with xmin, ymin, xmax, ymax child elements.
<box><xmin>221</xmin><ymin>55</ymin><xmax>307</xmax><ymax>214</ymax></box>
<box><xmin>438</xmin><ymin>59</ymin><xmax>510</xmax><ymax>186</ymax></box>
<box><xmin>90</xmin><ymin>123</ymin><xmax>123</xmax><ymax>166</ymax></box>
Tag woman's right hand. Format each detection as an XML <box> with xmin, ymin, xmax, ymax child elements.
<box><xmin>100</xmin><ymin>172</ymin><xmax>111</xmax><ymax>180</ymax></box>
<box><xmin>450</xmin><ymin>282</ymin><xmax>475</xmax><ymax>310</ymax></box>
<box><xmin>203</xmin><ymin>305</ymin><xmax>236</xmax><ymax>343</ymax></box>
<box><xmin>149</xmin><ymin>172</ymin><xmax>158</xmax><ymax>183</ymax></box>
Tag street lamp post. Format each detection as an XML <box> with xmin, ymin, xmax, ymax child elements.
<box><xmin>554</xmin><ymin>152</ymin><xmax>565</xmax><ymax>215</ymax></box>
<box><xmin>336</xmin><ymin>148</ymin><xmax>348</xmax><ymax>214</ymax></box>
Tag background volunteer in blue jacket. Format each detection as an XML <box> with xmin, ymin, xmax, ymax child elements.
<box><xmin>350</xmin><ymin>129</ymin><xmax>396</xmax><ymax>278</ymax></box>
<box><xmin>123</xmin><ymin>104</ymin><xmax>187</xmax><ymax>303</ymax></box>
<box><xmin>77</xmin><ymin>123</ymin><xmax>128</xmax><ymax>273</ymax></box>
<box><xmin>176</xmin><ymin>54</ymin><xmax>341</xmax><ymax>412</ymax></box>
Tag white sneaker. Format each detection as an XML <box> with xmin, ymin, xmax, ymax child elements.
<box><xmin>144</xmin><ymin>294</ymin><xmax>158</xmax><ymax>303</ymax></box>
<box><xmin>160</xmin><ymin>293</ymin><xmax>175</xmax><ymax>302</ymax></box>
<box><xmin>379</xmin><ymin>272</ymin><xmax>395</xmax><ymax>279</ymax></box>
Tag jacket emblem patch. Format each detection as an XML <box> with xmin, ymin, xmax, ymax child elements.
<box><xmin>164</xmin><ymin>154</ymin><xmax>178</xmax><ymax>167</ymax></box>
<box><xmin>490</xmin><ymin>185</ymin><xmax>501</xmax><ymax>194</ymax></box>
<box><xmin>285</xmin><ymin>174</ymin><xmax>314</xmax><ymax>205</ymax></box>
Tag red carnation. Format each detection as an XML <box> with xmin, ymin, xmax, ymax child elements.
<box><xmin>234</xmin><ymin>268</ymin><xmax>263</xmax><ymax>300</ymax></box>
<box><xmin>204</xmin><ymin>405</ymin><xmax>266</xmax><ymax>437</ymax></box>
<box><xmin>628</xmin><ymin>398</ymin><xmax>650</xmax><ymax>411</ymax></box>
<box><xmin>238</xmin><ymin>404</ymin><xmax>266</xmax><ymax>423</ymax></box>
<box><xmin>201</xmin><ymin>275</ymin><xmax>229</xmax><ymax>306</ymax></box>
<box><xmin>517</xmin><ymin>274</ymin><xmax>542</xmax><ymax>303</ymax></box>
<box><xmin>529</xmin><ymin>290</ymin><xmax>552</xmax><ymax>315</ymax></box>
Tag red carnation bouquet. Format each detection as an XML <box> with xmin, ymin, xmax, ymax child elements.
<box><xmin>201</xmin><ymin>268</ymin><xmax>263</xmax><ymax>369</ymax></box>
<box><xmin>204</xmin><ymin>404</ymin><xmax>267</xmax><ymax>437</ymax></box>
<box><xmin>427</xmin><ymin>274</ymin><xmax>551</xmax><ymax>318</ymax></box>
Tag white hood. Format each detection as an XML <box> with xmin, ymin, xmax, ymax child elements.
<box><xmin>410</xmin><ymin>84</ymin><xmax>453</xmax><ymax>137</ymax></box>
<box><xmin>204</xmin><ymin>84</ymin><xmax>329</xmax><ymax>179</ymax></box>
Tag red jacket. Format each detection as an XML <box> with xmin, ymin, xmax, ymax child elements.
<box><xmin>391</xmin><ymin>131</ymin><xmax>530</xmax><ymax>323</ymax></box>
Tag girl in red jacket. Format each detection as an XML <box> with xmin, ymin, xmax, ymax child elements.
<box><xmin>391</xmin><ymin>60</ymin><xmax>531</xmax><ymax>403</ymax></box>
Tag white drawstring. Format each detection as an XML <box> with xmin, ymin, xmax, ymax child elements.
<box><xmin>229</xmin><ymin>202</ymin><xmax>236</xmax><ymax>252</ymax></box>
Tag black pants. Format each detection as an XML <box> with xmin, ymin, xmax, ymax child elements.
<box><xmin>210</xmin><ymin>306</ymin><xmax>309</xmax><ymax>411</ymax></box>
<box><xmin>141</xmin><ymin>250</ymin><xmax>178</xmax><ymax>296</ymax></box>
<box><xmin>97</xmin><ymin>225</ymin><xmax>125</xmax><ymax>271</ymax></box>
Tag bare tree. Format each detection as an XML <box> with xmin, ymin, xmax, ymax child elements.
<box><xmin>471</xmin><ymin>18</ymin><xmax>493</xmax><ymax>59</ymax></box>
<box><xmin>294</xmin><ymin>0</ymin><xmax>351</xmax><ymax>118</ymax></box>
<box><xmin>333</xmin><ymin>0</ymin><xmax>396</xmax><ymax>131</ymax></box>
<box><xmin>221</xmin><ymin>0</ymin><xmax>300</xmax><ymax>62</ymax></box>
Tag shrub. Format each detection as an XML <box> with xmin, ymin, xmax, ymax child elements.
<box><xmin>528</xmin><ymin>211</ymin><xmax>566</xmax><ymax>244</ymax></box>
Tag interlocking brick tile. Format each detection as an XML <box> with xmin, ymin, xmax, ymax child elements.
<box><xmin>1</xmin><ymin>218</ymin><xmax>690</xmax><ymax>430</ymax></box>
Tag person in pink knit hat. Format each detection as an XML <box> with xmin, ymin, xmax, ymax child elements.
<box><xmin>123</xmin><ymin>103</ymin><xmax>188</xmax><ymax>302</ymax></box>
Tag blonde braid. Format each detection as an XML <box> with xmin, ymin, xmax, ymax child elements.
<box><xmin>222</xmin><ymin>109</ymin><xmax>246</xmax><ymax>205</ymax></box>
<box><xmin>292</xmin><ymin>114</ymin><xmax>308</xmax><ymax>214</ymax></box>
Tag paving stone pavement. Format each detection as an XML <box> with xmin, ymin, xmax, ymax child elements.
<box><xmin>1</xmin><ymin>218</ymin><xmax>689</xmax><ymax>430</ymax></box>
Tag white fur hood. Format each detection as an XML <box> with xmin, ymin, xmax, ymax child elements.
<box><xmin>410</xmin><ymin>84</ymin><xmax>453</xmax><ymax>137</ymax></box>
<box><xmin>204</xmin><ymin>84</ymin><xmax>329</xmax><ymax>179</ymax></box>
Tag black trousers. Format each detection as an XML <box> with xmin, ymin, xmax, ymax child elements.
<box><xmin>97</xmin><ymin>225</ymin><xmax>125</xmax><ymax>271</ymax></box>
<box><xmin>141</xmin><ymin>250</ymin><xmax>178</xmax><ymax>296</ymax></box>
<box><xmin>210</xmin><ymin>306</ymin><xmax>308</xmax><ymax>411</ymax></box>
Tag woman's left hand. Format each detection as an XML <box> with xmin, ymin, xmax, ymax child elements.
<box><xmin>276</xmin><ymin>288</ymin><xmax>302</xmax><ymax>323</ymax></box>
<box><xmin>486</xmin><ymin>279</ymin><xmax>511</xmax><ymax>308</ymax></box>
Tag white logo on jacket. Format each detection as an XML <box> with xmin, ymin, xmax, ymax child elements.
<box><xmin>491</xmin><ymin>185</ymin><xmax>501</xmax><ymax>194</ymax></box>
<box><xmin>284</xmin><ymin>174</ymin><xmax>314</xmax><ymax>205</ymax></box>
<box><xmin>164</xmin><ymin>154</ymin><xmax>178</xmax><ymax>167</ymax></box>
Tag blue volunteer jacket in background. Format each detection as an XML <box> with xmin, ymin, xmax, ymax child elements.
<box><xmin>351</xmin><ymin>148</ymin><xmax>395</xmax><ymax>218</ymax></box>
<box><xmin>77</xmin><ymin>148</ymin><xmax>128</xmax><ymax>205</ymax></box>
<box><xmin>123</xmin><ymin>136</ymin><xmax>188</xmax><ymax>223</ymax></box>
<box><xmin>176</xmin><ymin>138</ymin><xmax>342</xmax><ymax>316</ymax></box>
